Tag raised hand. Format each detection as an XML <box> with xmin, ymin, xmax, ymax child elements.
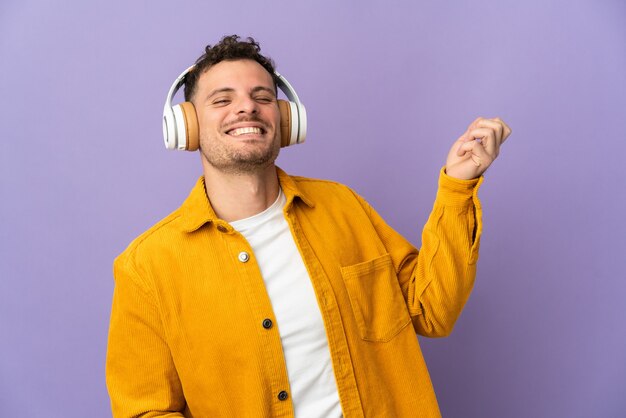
<box><xmin>445</xmin><ymin>117</ymin><xmax>512</xmax><ymax>180</ymax></box>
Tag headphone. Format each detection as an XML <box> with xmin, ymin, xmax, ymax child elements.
<box><xmin>163</xmin><ymin>65</ymin><xmax>307</xmax><ymax>151</ymax></box>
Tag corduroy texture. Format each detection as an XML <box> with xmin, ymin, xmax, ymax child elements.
<box><xmin>106</xmin><ymin>167</ymin><xmax>483</xmax><ymax>417</ymax></box>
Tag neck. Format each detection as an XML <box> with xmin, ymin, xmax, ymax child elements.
<box><xmin>201</xmin><ymin>160</ymin><xmax>280</xmax><ymax>223</ymax></box>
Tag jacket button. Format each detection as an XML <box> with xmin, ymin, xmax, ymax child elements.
<box><xmin>238</xmin><ymin>252</ymin><xmax>250</xmax><ymax>263</ymax></box>
<box><xmin>277</xmin><ymin>391</ymin><xmax>288</xmax><ymax>401</ymax></box>
<box><xmin>262</xmin><ymin>318</ymin><xmax>273</xmax><ymax>329</ymax></box>
<box><xmin>216</xmin><ymin>225</ymin><xmax>228</xmax><ymax>233</ymax></box>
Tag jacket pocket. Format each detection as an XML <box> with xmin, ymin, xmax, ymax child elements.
<box><xmin>340</xmin><ymin>253</ymin><xmax>411</xmax><ymax>342</ymax></box>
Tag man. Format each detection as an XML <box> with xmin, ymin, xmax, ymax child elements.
<box><xmin>106</xmin><ymin>35</ymin><xmax>511</xmax><ymax>417</ymax></box>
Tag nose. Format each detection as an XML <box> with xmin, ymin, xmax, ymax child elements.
<box><xmin>235</xmin><ymin>95</ymin><xmax>258</xmax><ymax>115</ymax></box>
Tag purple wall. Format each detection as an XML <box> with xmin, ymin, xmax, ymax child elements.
<box><xmin>1</xmin><ymin>0</ymin><xmax>624</xmax><ymax>416</ymax></box>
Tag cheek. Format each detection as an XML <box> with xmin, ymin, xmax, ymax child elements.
<box><xmin>267</xmin><ymin>107</ymin><xmax>281</xmax><ymax>128</ymax></box>
<box><xmin>199</xmin><ymin>113</ymin><xmax>224</xmax><ymax>133</ymax></box>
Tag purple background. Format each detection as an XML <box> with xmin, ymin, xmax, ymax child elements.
<box><xmin>1</xmin><ymin>0</ymin><xmax>625</xmax><ymax>416</ymax></box>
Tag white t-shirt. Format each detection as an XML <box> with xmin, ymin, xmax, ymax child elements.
<box><xmin>231</xmin><ymin>189</ymin><xmax>342</xmax><ymax>417</ymax></box>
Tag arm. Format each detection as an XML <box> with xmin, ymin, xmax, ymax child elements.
<box><xmin>106</xmin><ymin>256</ymin><xmax>186</xmax><ymax>417</ymax></box>
<box><xmin>353</xmin><ymin>170</ymin><xmax>482</xmax><ymax>337</ymax></box>
<box><xmin>404</xmin><ymin>116</ymin><xmax>511</xmax><ymax>335</ymax></box>
<box><xmin>404</xmin><ymin>169</ymin><xmax>483</xmax><ymax>337</ymax></box>
<box><xmin>363</xmin><ymin>117</ymin><xmax>511</xmax><ymax>337</ymax></box>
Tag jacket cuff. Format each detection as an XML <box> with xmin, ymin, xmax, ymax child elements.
<box><xmin>435</xmin><ymin>166</ymin><xmax>484</xmax><ymax>207</ymax></box>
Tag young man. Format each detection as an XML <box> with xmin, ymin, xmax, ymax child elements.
<box><xmin>106</xmin><ymin>35</ymin><xmax>511</xmax><ymax>417</ymax></box>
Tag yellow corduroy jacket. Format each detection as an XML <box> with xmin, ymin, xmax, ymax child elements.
<box><xmin>106</xmin><ymin>167</ymin><xmax>483</xmax><ymax>418</ymax></box>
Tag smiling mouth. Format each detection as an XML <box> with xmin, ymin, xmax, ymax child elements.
<box><xmin>227</xmin><ymin>127</ymin><xmax>266</xmax><ymax>137</ymax></box>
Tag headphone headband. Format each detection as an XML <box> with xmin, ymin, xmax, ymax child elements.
<box><xmin>164</xmin><ymin>65</ymin><xmax>194</xmax><ymax>113</ymax></box>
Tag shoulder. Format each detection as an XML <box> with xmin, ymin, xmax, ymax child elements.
<box><xmin>114</xmin><ymin>208</ymin><xmax>185</xmax><ymax>274</ymax></box>
<box><xmin>115</xmin><ymin>176</ymin><xmax>209</xmax><ymax>273</ymax></box>
<box><xmin>288</xmin><ymin>174</ymin><xmax>360</xmax><ymax>198</ymax></box>
<box><xmin>283</xmin><ymin>172</ymin><xmax>372</xmax><ymax>215</ymax></box>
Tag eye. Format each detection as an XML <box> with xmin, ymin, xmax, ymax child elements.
<box><xmin>255</xmin><ymin>96</ymin><xmax>274</xmax><ymax>103</ymax></box>
<box><xmin>212</xmin><ymin>98</ymin><xmax>231</xmax><ymax>106</ymax></box>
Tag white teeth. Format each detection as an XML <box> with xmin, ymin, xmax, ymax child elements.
<box><xmin>229</xmin><ymin>127</ymin><xmax>262</xmax><ymax>136</ymax></box>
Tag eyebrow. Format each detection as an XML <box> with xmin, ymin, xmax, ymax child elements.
<box><xmin>251</xmin><ymin>86</ymin><xmax>276</xmax><ymax>96</ymax></box>
<box><xmin>205</xmin><ymin>86</ymin><xmax>276</xmax><ymax>102</ymax></box>
<box><xmin>205</xmin><ymin>87</ymin><xmax>235</xmax><ymax>101</ymax></box>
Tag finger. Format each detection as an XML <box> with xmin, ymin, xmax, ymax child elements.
<box><xmin>467</xmin><ymin>127</ymin><xmax>498</xmax><ymax>157</ymax></box>
<box><xmin>456</xmin><ymin>137</ymin><xmax>472</xmax><ymax>156</ymax></box>
<box><xmin>476</xmin><ymin>119</ymin><xmax>503</xmax><ymax>146</ymax></box>
<box><xmin>452</xmin><ymin>131</ymin><xmax>473</xmax><ymax>157</ymax></box>
<box><xmin>458</xmin><ymin>139</ymin><xmax>492</xmax><ymax>167</ymax></box>
<box><xmin>457</xmin><ymin>126</ymin><xmax>473</xmax><ymax>142</ymax></box>
<box><xmin>456</xmin><ymin>134</ymin><xmax>487</xmax><ymax>157</ymax></box>
<box><xmin>463</xmin><ymin>116</ymin><xmax>496</xmax><ymax>140</ymax></box>
<box><xmin>492</xmin><ymin>117</ymin><xmax>512</xmax><ymax>143</ymax></box>
<box><xmin>460</xmin><ymin>117</ymin><xmax>512</xmax><ymax>149</ymax></box>
<box><xmin>467</xmin><ymin>116</ymin><xmax>484</xmax><ymax>133</ymax></box>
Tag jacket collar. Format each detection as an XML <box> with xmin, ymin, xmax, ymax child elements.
<box><xmin>179</xmin><ymin>167</ymin><xmax>314</xmax><ymax>233</ymax></box>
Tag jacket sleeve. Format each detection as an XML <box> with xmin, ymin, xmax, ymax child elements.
<box><xmin>355</xmin><ymin>167</ymin><xmax>483</xmax><ymax>338</ymax></box>
<box><xmin>106</xmin><ymin>254</ymin><xmax>187</xmax><ymax>417</ymax></box>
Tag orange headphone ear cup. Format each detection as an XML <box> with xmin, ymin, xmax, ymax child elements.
<box><xmin>278</xmin><ymin>99</ymin><xmax>292</xmax><ymax>148</ymax></box>
<box><xmin>179</xmin><ymin>101</ymin><xmax>199</xmax><ymax>151</ymax></box>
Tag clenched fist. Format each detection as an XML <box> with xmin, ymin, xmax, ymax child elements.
<box><xmin>445</xmin><ymin>117</ymin><xmax>512</xmax><ymax>180</ymax></box>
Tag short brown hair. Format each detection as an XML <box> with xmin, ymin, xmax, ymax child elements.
<box><xmin>184</xmin><ymin>35</ymin><xmax>277</xmax><ymax>102</ymax></box>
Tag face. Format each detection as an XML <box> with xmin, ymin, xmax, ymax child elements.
<box><xmin>192</xmin><ymin>59</ymin><xmax>281</xmax><ymax>174</ymax></box>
